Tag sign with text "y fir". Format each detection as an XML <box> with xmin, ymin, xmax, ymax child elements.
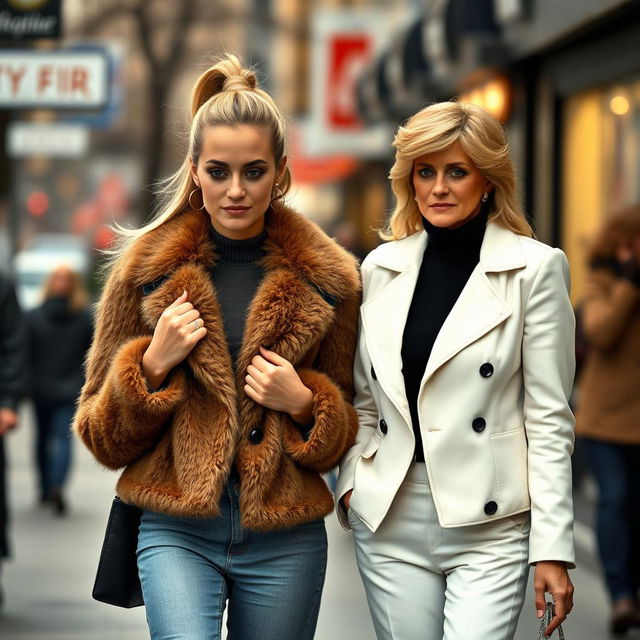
<box><xmin>0</xmin><ymin>50</ymin><xmax>108</xmax><ymax>108</ymax></box>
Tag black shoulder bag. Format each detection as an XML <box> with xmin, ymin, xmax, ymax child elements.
<box><xmin>92</xmin><ymin>496</ymin><xmax>144</xmax><ymax>608</ymax></box>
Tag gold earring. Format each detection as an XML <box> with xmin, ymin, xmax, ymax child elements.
<box><xmin>271</xmin><ymin>182</ymin><xmax>285</xmax><ymax>205</ymax></box>
<box><xmin>188</xmin><ymin>188</ymin><xmax>206</xmax><ymax>211</ymax></box>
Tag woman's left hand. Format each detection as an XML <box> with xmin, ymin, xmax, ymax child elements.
<box><xmin>534</xmin><ymin>560</ymin><xmax>574</xmax><ymax>638</ymax></box>
<box><xmin>244</xmin><ymin>346</ymin><xmax>314</xmax><ymax>424</ymax></box>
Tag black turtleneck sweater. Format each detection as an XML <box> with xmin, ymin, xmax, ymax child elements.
<box><xmin>209</xmin><ymin>226</ymin><xmax>267</xmax><ymax>366</ymax></box>
<box><xmin>401</xmin><ymin>209</ymin><xmax>489</xmax><ymax>462</ymax></box>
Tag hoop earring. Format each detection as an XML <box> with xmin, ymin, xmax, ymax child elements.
<box><xmin>271</xmin><ymin>182</ymin><xmax>285</xmax><ymax>205</ymax></box>
<box><xmin>188</xmin><ymin>188</ymin><xmax>206</xmax><ymax>211</ymax></box>
<box><xmin>481</xmin><ymin>192</ymin><xmax>489</xmax><ymax>203</ymax></box>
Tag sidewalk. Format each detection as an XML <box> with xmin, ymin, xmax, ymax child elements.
<box><xmin>0</xmin><ymin>402</ymin><xmax>637</xmax><ymax>639</ymax></box>
<box><xmin>0</xmin><ymin>404</ymin><xmax>374</xmax><ymax>640</ymax></box>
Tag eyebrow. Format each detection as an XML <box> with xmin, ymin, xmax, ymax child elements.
<box><xmin>415</xmin><ymin>161</ymin><xmax>471</xmax><ymax>168</ymax></box>
<box><xmin>204</xmin><ymin>159</ymin><xmax>269</xmax><ymax>168</ymax></box>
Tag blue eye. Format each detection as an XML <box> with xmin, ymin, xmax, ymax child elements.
<box><xmin>246</xmin><ymin>168</ymin><xmax>265</xmax><ymax>179</ymax></box>
<box><xmin>208</xmin><ymin>168</ymin><xmax>227</xmax><ymax>179</ymax></box>
<box><xmin>450</xmin><ymin>167</ymin><xmax>468</xmax><ymax>178</ymax></box>
<box><xmin>417</xmin><ymin>167</ymin><xmax>434</xmax><ymax>178</ymax></box>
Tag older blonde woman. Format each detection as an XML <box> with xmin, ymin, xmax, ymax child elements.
<box><xmin>337</xmin><ymin>102</ymin><xmax>575</xmax><ymax>640</ymax></box>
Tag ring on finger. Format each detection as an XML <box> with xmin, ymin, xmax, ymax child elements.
<box><xmin>191</xmin><ymin>318</ymin><xmax>200</xmax><ymax>330</ymax></box>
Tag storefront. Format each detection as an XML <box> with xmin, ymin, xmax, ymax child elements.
<box><xmin>507</xmin><ymin>0</ymin><xmax>640</xmax><ymax>301</ymax></box>
<box><xmin>354</xmin><ymin>0</ymin><xmax>640</xmax><ymax>299</ymax></box>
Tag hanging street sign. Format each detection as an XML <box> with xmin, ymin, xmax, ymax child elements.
<box><xmin>0</xmin><ymin>49</ymin><xmax>108</xmax><ymax>108</ymax></box>
<box><xmin>0</xmin><ymin>0</ymin><xmax>62</xmax><ymax>40</ymax></box>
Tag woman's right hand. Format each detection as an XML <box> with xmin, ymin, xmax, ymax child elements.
<box><xmin>341</xmin><ymin>489</ymin><xmax>353</xmax><ymax>513</ymax></box>
<box><xmin>142</xmin><ymin>290</ymin><xmax>207</xmax><ymax>389</ymax></box>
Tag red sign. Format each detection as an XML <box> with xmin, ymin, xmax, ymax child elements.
<box><xmin>326</xmin><ymin>35</ymin><xmax>370</xmax><ymax>129</ymax></box>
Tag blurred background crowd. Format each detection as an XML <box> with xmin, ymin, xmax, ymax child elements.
<box><xmin>1</xmin><ymin>0</ymin><xmax>640</xmax><ymax>638</ymax></box>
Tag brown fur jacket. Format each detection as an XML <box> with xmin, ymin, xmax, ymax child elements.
<box><xmin>74</xmin><ymin>203</ymin><xmax>361</xmax><ymax>530</ymax></box>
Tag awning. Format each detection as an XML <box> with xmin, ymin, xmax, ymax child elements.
<box><xmin>356</xmin><ymin>0</ymin><xmax>504</xmax><ymax>123</ymax></box>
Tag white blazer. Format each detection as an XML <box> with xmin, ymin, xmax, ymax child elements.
<box><xmin>336</xmin><ymin>222</ymin><xmax>576</xmax><ymax>567</ymax></box>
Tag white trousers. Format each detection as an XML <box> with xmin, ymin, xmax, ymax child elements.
<box><xmin>349</xmin><ymin>463</ymin><xmax>530</xmax><ymax>640</ymax></box>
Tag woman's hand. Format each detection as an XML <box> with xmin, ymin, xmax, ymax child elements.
<box><xmin>142</xmin><ymin>290</ymin><xmax>207</xmax><ymax>389</ymax></box>
<box><xmin>0</xmin><ymin>408</ymin><xmax>18</xmax><ymax>436</ymax></box>
<box><xmin>244</xmin><ymin>346</ymin><xmax>313</xmax><ymax>423</ymax></box>
<box><xmin>534</xmin><ymin>560</ymin><xmax>574</xmax><ymax>638</ymax></box>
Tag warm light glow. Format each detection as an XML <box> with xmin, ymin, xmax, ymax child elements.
<box><xmin>458</xmin><ymin>74</ymin><xmax>512</xmax><ymax>122</ymax></box>
<box><xmin>610</xmin><ymin>95</ymin><xmax>630</xmax><ymax>115</ymax></box>
<box><xmin>485</xmin><ymin>81</ymin><xmax>505</xmax><ymax>117</ymax></box>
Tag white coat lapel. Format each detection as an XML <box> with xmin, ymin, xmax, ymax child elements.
<box><xmin>361</xmin><ymin>231</ymin><xmax>427</xmax><ymax>425</ymax></box>
<box><xmin>421</xmin><ymin>222</ymin><xmax>526</xmax><ymax>385</ymax></box>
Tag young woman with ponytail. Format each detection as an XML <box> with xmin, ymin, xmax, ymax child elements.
<box><xmin>74</xmin><ymin>54</ymin><xmax>360</xmax><ymax>639</ymax></box>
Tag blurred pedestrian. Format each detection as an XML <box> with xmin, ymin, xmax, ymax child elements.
<box><xmin>331</xmin><ymin>219</ymin><xmax>368</xmax><ymax>262</ymax></box>
<box><xmin>337</xmin><ymin>101</ymin><xmax>575</xmax><ymax>640</ymax></box>
<box><xmin>0</xmin><ymin>272</ymin><xmax>27</xmax><ymax>608</ymax></box>
<box><xmin>74</xmin><ymin>54</ymin><xmax>359</xmax><ymax>639</ymax></box>
<box><xmin>576</xmin><ymin>206</ymin><xmax>640</xmax><ymax>635</ymax></box>
<box><xmin>26</xmin><ymin>264</ymin><xmax>92</xmax><ymax>516</ymax></box>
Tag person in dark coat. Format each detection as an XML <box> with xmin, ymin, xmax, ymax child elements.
<box><xmin>0</xmin><ymin>272</ymin><xmax>27</xmax><ymax>606</ymax></box>
<box><xmin>26</xmin><ymin>264</ymin><xmax>93</xmax><ymax>515</ymax></box>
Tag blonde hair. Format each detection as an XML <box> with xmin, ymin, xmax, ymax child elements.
<box><xmin>42</xmin><ymin>264</ymin><xmax>89</xmax><ymax>313</ymax></box>
<box><xmin>108</xmin><ymin>54</ymin><xmax>290</xmax><ymax>263</ymax></box>
<box><xmin>383</xmin><ymin>101</ymin><xmax>533</xmax><ymax>240</ymax></box>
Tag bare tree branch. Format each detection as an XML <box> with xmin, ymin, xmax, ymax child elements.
<box><xmin>68</xmin><ymin>0</ymin><xmax>133</xmax><ymax>37</ymax></box>
<box><xmin>133</xmin><ymin>1</ymin><xmax>156</xmax><ymax>75</ymax></box>
<box><xmin>163</xmin><ymin>0</ymin><xmax>196</xmax><ymax>81</ymax></box>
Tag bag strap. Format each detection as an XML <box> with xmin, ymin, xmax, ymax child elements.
<box><xmin>539</xmin><ymin>602</ymin><xmax>565</xmax><ymax>640</ymax></box>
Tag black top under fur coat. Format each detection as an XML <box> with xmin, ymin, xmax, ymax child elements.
<box><xmin>208</xmin><ymin>226</ymin><xmax>267</xmax><ymax>366</ymax></box>
<box><xmin>402</xmin><ymin>207</ymin><xmax>489</xmax><ymax>461</ymax></box>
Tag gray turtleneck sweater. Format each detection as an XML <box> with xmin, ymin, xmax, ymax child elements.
<box><xmin>209</xmin><ymin>225</ymin><xmax>313</xmax><ymax>437</ymax></box>
<box><xmin>208</xmin><ymin>226</ymin><xmax>267</xmax><ymax>366</ymax></box>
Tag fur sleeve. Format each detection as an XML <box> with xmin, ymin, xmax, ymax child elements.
<box><xmin>73</xmin><ymin>261</ymin><xmax>186</xmax><ymax>469</ymax></box>
<box><xmin>282</xmin><ymin>289</ymin><xmax>360</xmax><ymax>472</ymax></box>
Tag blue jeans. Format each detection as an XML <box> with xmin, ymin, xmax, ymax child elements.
<box><xmin>34</xmin><ymin>402</ymin><xmax>74</xmax><ymax>498</ymax></box>
<box><xmin>583</xmin><ymin>438</ymin><xmax>640</xmax><ymax>602</ymax></box>
<box><xmin>137</xmin><ymin>474</ymin><xmax>328</xmax><ymax>640</ymax></box>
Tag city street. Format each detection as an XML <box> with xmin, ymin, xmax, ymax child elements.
<box><xmin>0</xmin><ymin>403</ymin><xmax>638</xmax><ymax>640</ymax></box>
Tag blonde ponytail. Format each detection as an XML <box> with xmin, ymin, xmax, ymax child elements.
<box><xmin>189</xmin><ymin>55</ymin><xmax>257</xmax><ymax>118</ymax></box>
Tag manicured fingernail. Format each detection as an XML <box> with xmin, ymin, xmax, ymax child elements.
<box><xmin>537</xmin><ymin>610</ymin><xmax>543</xmax><ymax>618</ymax></box>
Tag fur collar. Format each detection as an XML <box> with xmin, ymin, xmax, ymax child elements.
<box><xmin>121</xmin><ymin>202</ymin><xmax>360</xmax><ymax>301</ymax></box>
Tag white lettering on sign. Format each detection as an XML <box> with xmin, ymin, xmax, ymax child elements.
<box><xmin>0</xmin><ymin>11</ymin><xmax>57</xmax><ymax>37</ymax></box>
<box><xmin>0</xmin><ymin>51</ymin><xmax>108</xmax><ymax>108</ymax></box>
<box><xmin>7</xmin><ymin>122</ymin><xmax>89</xmax><ymax>157</ymax></box>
